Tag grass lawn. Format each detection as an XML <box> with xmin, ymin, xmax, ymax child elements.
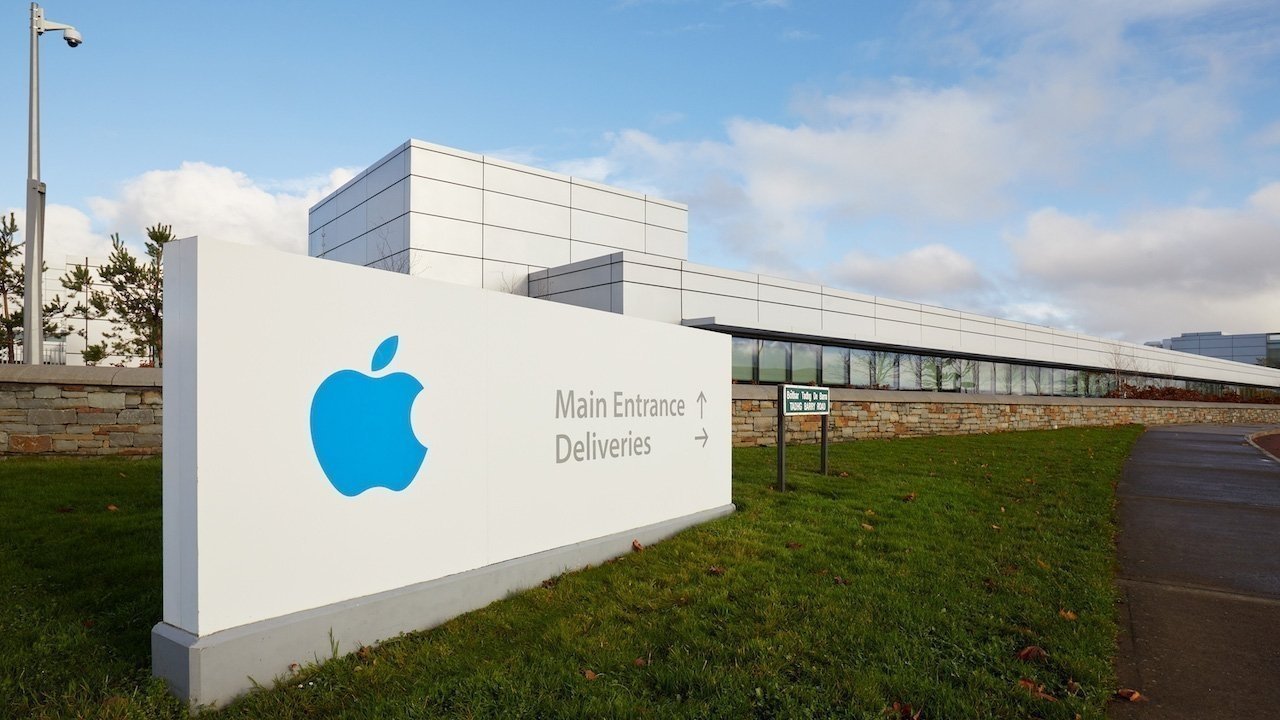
<box><xmin>0</xmin><ymin>426</ymin><xmax>1142</xmax><ymax>719</ymax></box>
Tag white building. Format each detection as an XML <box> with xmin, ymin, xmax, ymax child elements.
<box><xmin>309</xmin><ymin>139</ymin><xmax>1280</xmax><ymax>398</ymax></box>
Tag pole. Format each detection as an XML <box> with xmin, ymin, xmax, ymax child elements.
<box><xmin>776</xmin><ymin>384</ymin><xmax>785</xmax><ymax>491</ymax></box>
<box><xmin>820</xmin><ymin>413</ymin><xmax>828</xmax><ymax>475</ymax></box>
<box><xmin>23</xmin><ymin>3</ymin><xmax>43</xmax><ymax>364</ymax></box>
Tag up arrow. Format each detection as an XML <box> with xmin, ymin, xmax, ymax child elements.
<box><xmin>694</xmin><ymin>428</ymin><xmax>708</xmax><ymax>447</ymax></box>
<box><xmin>696</xmin><ymin>391</ymin><xmax>707</xmax><ymax>419</ymax></box>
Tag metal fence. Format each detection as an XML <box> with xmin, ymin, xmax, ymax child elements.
<box><xmin>0</xmin><ymin>341</ymin><xmax>67</xmax><ymax>365</ymax></box>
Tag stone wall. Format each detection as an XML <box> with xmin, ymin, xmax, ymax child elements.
<box><xmin>732</xmin><ymin>385</ymin><xmax>1280</xmax><ymax>447</ymax></box>
<box><xmin>0</xmin><ymin>365</ymin><xmax>163</xmax><ymax>456</ymax></box>
<box><xmin>4</xmin><ymin>370</ymin><xmax>1278</xmax><ymax>456</ymax></box>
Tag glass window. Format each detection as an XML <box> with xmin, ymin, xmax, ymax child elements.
<box><xmin>1054</xmin><ymin>368</ymin><xmax>1071</xmax><ymax>396</ymax></box>
<box><xmin>849</xmin><ymin>349</ymin><xmax>872</xmax><ymax>387</ymax></box>
<box><xmin>898</xmin><ymin>354</ymin><xmax>922</xmax><ymax>390</ymax></box>
<box><xmin>731</xmin><ymin>337</ymin><xmax>757</xmax><ymax>382</ymax></box>
<box><xmin>1027</xmin><ymin>366</ymin><xmax>1047</xmax><ymax>395</ymax></box>
<box><xmin>822</xmin><ymin>346</ymin><xmax>850</xmax><ymax>386</ymax></box>
<box><xmin>977</xmin><ymin>361</ymin><xmax>996</xmax><ymax>394</ymax></box>
<box><xmin>956</xmin><ymin>360</ymin><xmax>978</xmax><ymax>393</ymax></box>
<box><xmin>1010</xmin><ymin>365</ymin><xmax>1027</xmax><ymax>396</ymax></box>
<box><xmin>792</xmin><ymin>343</ymin><xmax>820</xmax><ymax>384</ymax></box>
<box><xmin>759</xmin><ymin>341</ymin><xmax>789</xmax><ymax>383</ymax></box>
<box><xmin>870</xmin><ymin>352</ymin><xmax>897</xmax><ymax>389</ymax></box>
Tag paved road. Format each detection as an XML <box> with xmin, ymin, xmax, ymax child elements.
<box><xmin>1112</xmin><ymin>424</ymin><xmax>1280</xmax><ymax>719</ymax></box>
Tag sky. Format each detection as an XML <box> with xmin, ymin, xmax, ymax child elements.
<box><xmin>3</xmin><ymin>0</ymin><xmax>1279</xmax><ymax>343</ymax></box>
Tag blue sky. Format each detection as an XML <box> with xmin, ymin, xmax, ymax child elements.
<box><xmin>3</xmin><ymin>0</ymin><xmax>1279</xmax><ymax>342</ymax></box>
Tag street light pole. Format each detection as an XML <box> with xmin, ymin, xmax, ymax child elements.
<box><xmin>23</xmin><ymin>3</ymin><xmax>82</xmax><ymax>365</ymax></box>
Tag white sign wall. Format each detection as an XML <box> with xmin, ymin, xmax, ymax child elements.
<box><xmin>160</xmin><ymin>238</ymin><xmax>731</xmax><ymax>642</ymax></box>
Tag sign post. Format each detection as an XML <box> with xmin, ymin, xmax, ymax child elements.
<box><xmin>776</xmin><ymin>384</ymin><xmax>831</xmax><ymax>491</ymax></box>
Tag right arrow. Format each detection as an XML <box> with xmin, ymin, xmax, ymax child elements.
<box><xmin>694</xmin><ymin>428</ymin><xmax>708</xmax><ymax>447</ymax></box>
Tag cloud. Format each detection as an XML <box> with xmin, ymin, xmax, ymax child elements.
<box><xmin>7</xmin><ymin>163</ymin><xmax>356</xmax><ymax>269</ymax></box>
<box><xmin>830</xmin><ymin>244</ymin><xmax>989</xmax><ymax>302</ymax></box>
<box><xmin>1007</xmin><ymin>183</ymin><xmax>1280</xmax><ymax>341</ymax></box>
<box><xmin>781</xmin><ymin>29</ymin><xmax>817</xmax><ymax>41</ymax></box>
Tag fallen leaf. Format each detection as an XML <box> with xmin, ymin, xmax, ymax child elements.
<box><xmin>833</xmin><ymin>576</ymin><xmax>850</xmax><ymax>586</ymax></box>
<box><xmin>888</xmin><ymin>701</ymin><xmax>923</xmax><ymax>719</ymax></box>
<box><xmin>1114</xmin><ymin>688</ymin><xmax>1147</xmax><ymax>702</ymax></box>
<box><xmin>584</xmin><ymin>669</ymin><xmax>599</xmax><ymax>681</ymax></box>
<box><xmin>707</xmin><ymin>565</ymin><xmax>725</xmax><ymax>576</ymax></box>
<box><xmin>785</xmin><ymin>541</ymin><xmax>802</xmax><ymax>550</ymax></box>
<box><xmin>1036</xmin><ymin>558</ymin><xmax>1049</xmax><ymax>570</ymax></box>
<box><xmin>631</xmin><ymin>539</ymin><xmax>644</xmax><ymax>553</ymax></box>
<box><xmin>903</xmin><ymin>492</ymin><xmax>917</xmax><ymax>502</ymax></box>
<box><xmin>541</xmin><ymin>577</ymin><xmax>558</xmax><ymax>589</ymax></box>
<box><xmin>1018</xmin><ymin>678</ymin><xmax>1058</xmax><ymax>702</ymax></box>
<box><xmin>56</xmin><ymin>506</ymin><xmax>74</xmax><ymax>514</ymax></box>
<box><xmin>82</xmin><ymin>619</ymin><xmax>95</xmax><ymax>629</ymax></box>
<box><xmin>356</xmin><ymin>645</ymin><xmax>372</xmax><ymax>661</ymax></box>
<box><xmin>106</xmin><ymin>504</ymin><xmax>118</xmax><ymax>512</ymax></box>
<box><xmin>860</xmin><ymin>523</ymin><xmax>875</xmax><ymax>532</ymax></box>
<box><xmin>865</xmin><ymin>509</ymin><xmax>876</xmax><ymax>516</ymax></box>
<box><xmin>118</xmin><ymin>473</ymin><xmax>127</xmax><ymax>478</ymax></box>
<box><xmin>288</xmin><ymin>663</ymin><xmax>300</xmax><ymax>673</ymax></box>
<box><xmin>838</xmin><ymin>471</ymin><xmax>849</xmax><ymax>477</ymax></box>
<box><xmin>633</xmin><ymin>657</ymin><xmax>648</xmax><ymax>667</ymax></box>
<box><xmin>990</xmin><ymin>524</ymin><xmax>1001</xmax><ymax>530</ymax></box>
<box><xmin>1000</xmin><ymin>506</ymin><xmax>1005</xmax><ymax>513</ymax></box>
<box><xmin>1016</xmin><ymin>645</ymin><xmax>1047</xmax><ymax>662</ymax></box>
<box><xmin>1059</xmin><ymin>609</ymin><xmax>1078</xmax><ymax>621</ymax></box>
<box><xmin>1067</xmin><ymin>678</ymin><xmax>1081</xmax><ymax>695</ymax></box>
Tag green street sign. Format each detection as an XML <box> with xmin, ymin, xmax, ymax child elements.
<box><xmin>782</xmin><ymin>385</ymin><xmax>830</xmax><ymax>415</ymax></box>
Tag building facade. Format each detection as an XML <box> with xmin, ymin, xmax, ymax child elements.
<box><xmin>310</xmin><ymin>139</ymin><xmax>1280</xmax><ymax>399</ymax></box>
<box><xmin>1147</xmin><ymin>331</ymin><xmax>1280</xmax><ymax>368</ymax></box>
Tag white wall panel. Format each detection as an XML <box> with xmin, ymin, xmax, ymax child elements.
<box><xmin>482</xmin><ymin>259</ymin><xmax>532</xmax><ymax>296</ymax></box>
<box><xmin>644</xmin><ymin>200</ymin><xmax>687</xmax><ymax>232</ymax></box>
<box><xmin>365</xmin><ymin>150</ymin><xmax>408</xmax><ymax>198</ymax></box>
<box><xmin>619</xmin><ymin>260</ymin><xmax>681</xmax><ymax>290</ymax></box>
<box><xmin>408</xmin><ymin>249</ymin><xmax>482</xmax><ymax>287</ymax></box>
<box><xmin>365</xmin><ymin>178</ymin><xmax>408</xmax><ymax>232</ymax></box>
<box><xmin>919</xmin><ymin>325</ymin><xmax>962</xmax><ymax>353</ymax></box>
<box><xmin>821</xmin><ymin>311</ymin><xmax>876</xmax><ymax>339</ymax></box>
<box><xmin>485</xmin><ymin>192</ymin><xmax>570</xmax><ymax>237</ymax></box>
<box><xmin>571</xmin><ymin>209</ymin><xmax>645</xmax><ymax>252</ymax></box>
<box><xmin>410</xmin><ymin>147</ymin><xmax>483</xmax><ymax>188</ymax></box>
<box><xmin>410</xmin><ymin>177</ymin><xmax>484</xmax><ymax>224</ymax></box>
<box><xmin>572</xmin><ymin>182</ymin><xmax>646</xmax><ymax>222</ymax></box>
<box><xmin>681</xmin><ymin>290</ymin><xmax>758</xmax><ymax>326</ymax></box>
<box><xmin>544</xmin><ymin>285</ymin><xmax>614</xmax><ymax>312</ymax></box>
<box><xmin>758</xmin><ymin>302</ymin><xmax>822</xmax><ymax>334</ymax></box>
<box><xmin>681</xmin><ymin>269</ymin><xmax>758</xmax><ymax>300</ymax></box>
<box><xmin>571</xmin><ymin>240</ymin><xmax>624</xmax><ymax>263</ymax></box>
<box><xmin>364</xmin><ymin>216</ymin><xmax>409</xmax><ymax>265</ymax></box>
<box><xmin>643</xmin><ymin>225</ymin><xmax>687</xmax><ymax>259</ymax></box>
<box><xmin>546</xmin><ymin>262</ymin><xmax>613</xmax><ymax>295</ymax></box>
<box><xmin>484</xmin><ymin>164</ymin><xmax>570</xmax><ymax>206</ymax></box>
<box><xmin>483</xmin><ymin>225</ymin><xmax>571</xmax><ymax>268</ymax></box>
<box><xmin>622</xmin><ymin>283</ymin><xmax>682</xmax><ymax>323</ymax></box>
<box><xmin>875</xmin><ymin>318</ymin><xmax>922</xmax><ymax>346</ymax></box>
<box><xmin>409</xmin><ymin>213</ymin><xmax>483</xmax><ymax>258</ymax></box>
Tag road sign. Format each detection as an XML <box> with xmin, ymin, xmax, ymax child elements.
<box><xmin>781</xmin><ymin>385</ymin><xmax>830</xmax><ymax>415</ymax></box>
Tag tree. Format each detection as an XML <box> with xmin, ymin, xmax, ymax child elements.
<box><xmin>67</xmin><ymin>224</ymin><xmax>173</xmax><ymax>367</ymax></box>
<box><xmin>58</xmin><ymin>264</ymin><xmax>108</xmax><ymax>365</ymax></box>
<box><xmin>0</xmin><ymin>212</ymin><xmax>71</xmax><ymax>362</ymax></box>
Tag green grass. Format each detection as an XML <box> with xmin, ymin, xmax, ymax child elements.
<box><xmin>0</xmin><ymin>426</ymin><xmax>1142</xmax><ymax>719</ymax></box>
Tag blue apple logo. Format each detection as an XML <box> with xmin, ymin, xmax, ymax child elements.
<box><xmin>310</xmin><ymin>336</ymin><xmax>427</xmax><ymax>497</ymax></box>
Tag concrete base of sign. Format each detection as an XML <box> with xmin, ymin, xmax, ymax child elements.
<box><xmin>152</xmin><ymin>502</ymin><xmax>734</xmax><ymax>711</ymax></box>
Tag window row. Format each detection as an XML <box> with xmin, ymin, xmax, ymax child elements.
<box><xmin>730</xmin><ymin>337</ymin><xmax>1275</xmax><ymax>399</ymax></box>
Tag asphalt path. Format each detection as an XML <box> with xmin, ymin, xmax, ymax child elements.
<box><xmin>1111</xmin><ymin>424</ymin><xmax>1280</xmax><ymax>719</ymax></box>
